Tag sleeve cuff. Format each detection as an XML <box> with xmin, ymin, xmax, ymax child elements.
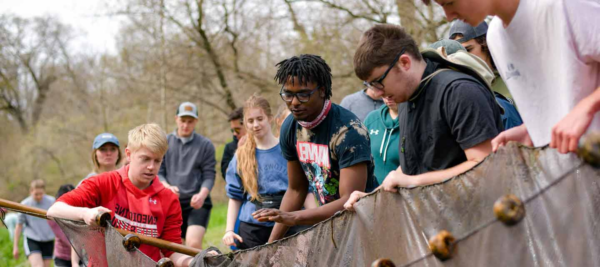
<box><xmin>201</xmin><ymin>179</ymin><xmax>214</xmax><ymax>191</ymax></box>
<box><xmin>339</xmin><ymin>156</ymin><xmax>372</xmax><ymax>170</ymax></box>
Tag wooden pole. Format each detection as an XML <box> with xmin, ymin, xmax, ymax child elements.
<box><xmin>0</xmin><ymin>198</ymin><xmax>201</xmax><ymax>257</ymax></box>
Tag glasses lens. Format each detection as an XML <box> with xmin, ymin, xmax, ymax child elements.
<box><xmin>281</xmin><ymin>93</ymin><xmax>293</xmax><ymax>102</ymax></box>
<box><xmin>231</xmin><ymin>128</ymin><xmax>240</xmax><ymax>134</ymax></box>
<box><xmin>296</xmin><ymin>93</ymin><xmax>310</xmax><ymax>103</ymax></box>
<box><xmin>371</xmin><ymin>82</ymin><xmax>384</xmax><ymax>90</ymax></box>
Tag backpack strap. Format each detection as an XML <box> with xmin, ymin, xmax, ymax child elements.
<box><xmin>409</xmin><ymin>68</ymin><xmax>452</xmax><ymax>102</ymax></box>
<box><xmin>421</xmin><ymin>50</ymin><xmax>506</xmax><ymax>115</ymax></box>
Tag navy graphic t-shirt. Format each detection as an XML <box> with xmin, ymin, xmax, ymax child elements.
<box><xmin>280</xmin><ymin>103</ymin><xmax>378</xmax><ymax>205</ymax></box>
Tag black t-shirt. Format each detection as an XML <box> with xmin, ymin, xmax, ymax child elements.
<box><xmin>280</xmin><ymin>103</ymin><xmax>377</xmax><ymax>205</ymax></box>
<box><xmin>398</xmin><ymin>59</ymin><xmax>504</xmax><ymax>175</ymax></box>
<box><xmin>220</xmin><ymin>138</ymin><xmax>238</xmax><ymax>180</ymax></box>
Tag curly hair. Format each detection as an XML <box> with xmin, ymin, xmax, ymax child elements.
<box><xmin>274</xmin><ymin>54</ymin><xmax>333</xmax><ymax>99</ymax></box>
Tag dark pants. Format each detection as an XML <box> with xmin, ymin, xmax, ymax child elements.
<box><xmin>180</xmin><ymin>196</ymin><xmax>213</xmax><ymax>238</ymax></box>
<box><xmin>236</xmin><ymin>222</ymin><xmax>311</xmax><ymax>250</ymax></box>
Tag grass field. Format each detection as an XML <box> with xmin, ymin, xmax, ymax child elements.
<box><xmin>0</xmin><ymin>226</ymin><xmax>27</xmax><ymax>267</ymax></box>
<box><xmin>0</xmin><ymin>202</ymin><xmax>230</xmax><ymax>266</ymax></box>
<box><xmin>201</xmin><ymin>202</ymin><xmax>230</xmax><ymax>252</ymax></box>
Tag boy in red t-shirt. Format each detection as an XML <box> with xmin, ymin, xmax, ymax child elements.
<box><xmin>47</xmin><ymin>123</ymin><xmax>195</xmax><ymax>266</ymax></box>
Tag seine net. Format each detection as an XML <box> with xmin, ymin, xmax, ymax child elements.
<box><xmin>201</xmin><ymin>143</ymin><xmax>600</xmax><ymax>267</ymax></box>
<box><xmin>55</xmin><ymin>219</ymin><xmax>157</xmax><ymax>267</ymax></box>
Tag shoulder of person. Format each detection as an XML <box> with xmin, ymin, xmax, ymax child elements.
<box><xmin>166</xmin><ymin>132</ymin><xmax>177</xmax><ymax>140</ymax></box>
<box><xmin>193</xmin><ymin>133</ymin><xmax>215</xmax><ymax>147</ymax></box>
<box><xmin>199</xmin><ymin>133</ymin><xmax>213</xmax><ymax>143</ymax></box>
<box><xmin>280</xmin><ymin>113</ymin><xmax>297</xmax><ymax>135</ymax></box>
<box><xmin>444</xmin><ymin>77</ymin><xmax>493</xmax><ymax>99</ymax></box>
<box><xmin>340</xmin><ymin>90</ymin><xmax>362</xmax><ymax>103</ymax></box>
<box><xmin>225</xmin><ymin>140</ymin><xmax>236</xmax><ymax>148</ymax></box>
<box><xmin>20</xmin><ymin>196</ymin><xmax>33</xmax><ymax>205</ymax></box>
<box><xmin>92</xmin><ymin>169</ymin><xmax>122</xmax><ymax>188</ymax></box>
<box><xmin>333</xmin><ymin>111</ymin><xmax>368</xmax><ymax>139</ymax></box>
<box><xmin>427</xmin><ymin>69</ymin><xmax>490</xmax><ymax>98</ymax></box>
<box><xmin>44</xmin><ymin>195</ymin><xmax>56</xmax><ymax>202</ymax></box>
<box><xmin>363</xmin><ymin>107</ymin><xmax>383</xmax><ymax>127</ymax></box>
<box><xmin>334</xmin><ymin>103</ymin><xmax>363</xmax><ymax>123</ymax></box>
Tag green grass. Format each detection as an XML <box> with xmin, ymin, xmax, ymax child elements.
<box><xmin>202</xmin><ymin>202</ymin><xmax>230</xmax><ymax>253</ymax></box>
<box><xmin>0</xmin><ymin>228</ymin><xmax>28</xmax><ymax>267</ymax></box>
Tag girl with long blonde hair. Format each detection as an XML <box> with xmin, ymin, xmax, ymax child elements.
<box><xmin>222</xmin><ymin>95</ymin><xmax>292</xmax><ymax>249</ymax></box>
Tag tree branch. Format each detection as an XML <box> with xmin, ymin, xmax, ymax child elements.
<box><xmin>292</xmin><ymin>0</ymin><xmax>384</xmax><ymax>23</ymax></box>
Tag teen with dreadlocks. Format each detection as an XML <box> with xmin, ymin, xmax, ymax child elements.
<box><xmin>252</xmin><ymin>54</ymin><xmax>378</xmax><ymax>242</ymax></box>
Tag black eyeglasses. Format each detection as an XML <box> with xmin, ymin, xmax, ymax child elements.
<box><xmin>280</xmin><ymin>84</ymin><xmax>320</xmax><ymax>103</ymax></box>
<box><xmin>363</xmin><ymin>48</ymin><xmax>406</xmax><ymax>91</ymax></box>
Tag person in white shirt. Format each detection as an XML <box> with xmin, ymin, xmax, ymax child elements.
<box><xmin>426</xmin><ymin>0</ymin><xmax>600</xmax><ymax>154</ymax></box>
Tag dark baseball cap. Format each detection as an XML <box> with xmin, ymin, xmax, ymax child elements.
<box><xmin>448</xmin><ymin>21</ymin><xmax>488</xmax><ymax>43</ymax></box>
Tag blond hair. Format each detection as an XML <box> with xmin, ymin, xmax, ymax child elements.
<box><xmin>237</xmin><ymin>95</ymin><xmax>272</xmax><ymax>201</ymax></box>
<box><xmin>30</xmin><ymin>179</ymin><xmax>45</xmax><ymax>190</ymax></box>
<box><xmin>127</xmin><ymin>123</ymin><xmax>168</xmax><ymax>157</ymax></box>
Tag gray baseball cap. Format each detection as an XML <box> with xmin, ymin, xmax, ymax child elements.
<box><xmin>176</xmin><ymin>102</ymin><xmax>198</xmax><ymax>119</ymax></box>
<box><xmin>429</xmin><ymin>39</ymin><xmax>467</xmax><ymax>55</ymax></box>
<box><xmin>448</xmin><ymin>21</ymin><xmax>488</xmax><ymax>43</ymax></box>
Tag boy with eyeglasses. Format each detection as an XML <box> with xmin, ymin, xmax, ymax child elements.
<box><xmin>252</xmin><ymin>54</ymin><xmax>378</xmax><ymax>242</ymax></box>
<box><xmin>221</xmin><ymin>107</ymin><xmax>246</xmax><ymax>180</ymax></box>
<box><xmin>345</xmin><ymin>24</ymin><xmax>503</xmax><ymax>209</ymax></box>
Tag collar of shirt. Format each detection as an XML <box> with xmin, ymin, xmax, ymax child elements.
<box><xmin>172</xmin><ymin>130</ymin><xmax>195</xmax><ymax>144</ymax></box>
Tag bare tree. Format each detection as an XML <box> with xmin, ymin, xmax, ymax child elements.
<box><xmin>0</xmin><ymin>15</ymin><xmax>75</xmax><ymax>133</ymax></box>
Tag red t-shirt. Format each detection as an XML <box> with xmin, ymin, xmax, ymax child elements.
<box><xmin>58</xmin><ymin>165</ymin><xmax>182</xmax><ymax>261</ymax></box>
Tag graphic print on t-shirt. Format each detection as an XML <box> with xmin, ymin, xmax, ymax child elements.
<box><xmin>280</xmin><ymin>104</ymin><xmax>377</xmax><ymax>206</ymax></box>
<box><xmin>296</xmin><ymin>142</ymin><xmax>337</xmax><ymax>204</ymax></box>
<box><xmin>112</xmin><ymin>203</ymin><xmax>159</xmax><ymax>237</ymax></box>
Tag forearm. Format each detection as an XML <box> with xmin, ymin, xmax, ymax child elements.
<box><xmin>290</xmin><ymin>196</ymin><xmax>347</xmax><ymax>225</ymax></box>
<box><xmin>71</xmin><ymin>247</ymin><xmax>80</xmax><ymax>267</ymax></box>
<box><xmin>200</xmin><ymin>175</ymin><xmax>215</xmax><ymax>192</ymax></box>
<box><xmin>197</xmin><ymin>187</ymin><xmax>210</xmax><ymax>198</ymax></box>
<box><xmin>13</xmin><ymin>224</ymin><xmax>22</xmax><ymax>248</ymax></box>
<box><xmin>226</xmin><ymin>199</ymin><xmax>242</xmax><ymax>231</ymax></box>
<box><xmin>414</xmin><ymin>159</ymin><xmax>480</xmax><ymax>186</ymax></box>
<box><xmin>200</xmin><ymin>147</ymin><xmax>217</xmax><ymax>190</ymax></box>
<box><xmin>581</xmin><ymin>86</ymin><xmax>600</xmax><ymax>114</ymax></box>
<box><xmin>170</xmin><ymin>252</ymin><xmax>193</xmax><ymax>267</ymax></box>
<box><xmin>268</xmin><ymin>187</ymin><xmax>307</xmax><ymax>242</ymax></box>
<box><xmin>47</xmin><ymin>202</ymin><xmax>87</xmax><ymax>221</ymax></box>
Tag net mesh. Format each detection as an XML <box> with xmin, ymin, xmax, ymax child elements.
<box><xmin>201</xmin><ymin>143</ymin><xmax>600</xmax><ymax>267</ymax></box>
<box><xmin>55</xmin><ymin>219</ymin><xmax>157</xmax><ymax>267</ymax></box>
